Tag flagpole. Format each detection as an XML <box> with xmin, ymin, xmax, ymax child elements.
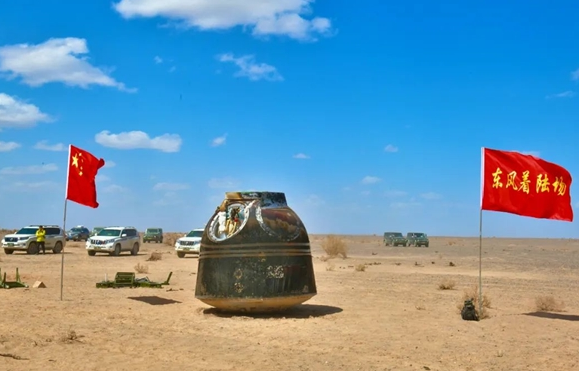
<box><xmin>478</xmin><ymin>147</ymin><xmax>485</xmax><ymax>318</ymax></box>
<box><xmin>61</xmin><ymin>144</ymin><xmax>71</xmax><ymax>301</ymax></box>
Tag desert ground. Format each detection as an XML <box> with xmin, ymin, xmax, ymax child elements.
<box><xmin>1</xmin><ymin>233</ymin><xmax>579</xmax><ymax>371</ymax></box>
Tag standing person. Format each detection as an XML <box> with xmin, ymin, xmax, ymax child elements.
<box><xmin>36</xmin><ymin>225</ymin><xmax>46</xmax><ymax>254</ymax></box>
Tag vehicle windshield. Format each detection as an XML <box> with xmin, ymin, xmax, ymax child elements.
<box><xmin>146</xmin><ymin>229</ymin><xmax>160</xmax><ymax>234</ymax></box>
<box><xmin>97</xmin><ymin>229</ymin><xmax>121</xmax><ymax>237</ymax></box>
<box><xmin>391</xmin><ymin>232</ymin><xmax>403</xmax><ymax>237</ymax></box>
<box><xmin>414</xmin><ymin>233</ymin><xmax>426</xmax><ymax>237</ymax></box>
<box><xmin>70</xmin><ymin>228</ymin><xmax>85</xmax><ymax>232</ymax></box>
<box><xmin>186</xmin><ymin>230</ymin><xmax>203</xmax><ymax>238</ymax></box>
<box><xmin>16</xmin><ymin>227</ymin><xmax>38</xmax><ymax>235</ymax></box>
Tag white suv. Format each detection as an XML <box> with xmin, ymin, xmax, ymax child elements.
<box><xmin>175</xmin><ymin>229</ymin><xmax>203</xmax><ymax>258</ymax></box>
<box><xmin>86</xmin><ymin>226</ymin><xmax>140</xmax><ymax>256</ymax></box>
<box><xmin>2</xmin><ymin>225</ymin><xmax>66</xmax><ymax>255</ymax></box>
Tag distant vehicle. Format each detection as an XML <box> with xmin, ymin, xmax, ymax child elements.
<box><xmin>67</xmin><ymin>225</ymin><xmax>90</xmax><ymax>241</ymax></box>
<box><xmin>406</xmin><ymin>232</ymin><xmax>429</xmax><ymax>247</ymax></box>
<box><xmin>143</xmin><ymin>227</ymin><xmax>163</xmax><ymax>243</ymax></box>
<box><xmin>86</xmin><ymin>226</ymin><xmax>140</xmax><ymax>256</ymax></box>
<box><xmin>175</xmin><ymin>229</ymin><xmax>203</xmax><ymax>258</ymax></box>
<box><xmin>383</xmin><ymin>232</ymin><xmax>408</xmax><ymax>246</ymax></box>
<box><xmin>1</xmin><ymin>225</ymin><xmax>66</xmax><ymax>255</ymax></box>
<box><xmin>90</xmin><ymin>227</ymin><xmax>105</xmax><ymax>237</ymax></box>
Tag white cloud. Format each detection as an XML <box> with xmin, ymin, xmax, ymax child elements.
<box><xmin>95</xmin><ymin>130</ymin><xmax>182</xmax><ymax>152</ymax></box>
<box><xmin>34</xmin><ymin>140</ymin><xmax>66</xmax><ymax>151</ymax></box>
<box><xmin>390</xmin><ymin>201</ymin><xmax>421</xmax><ymax>209</ymax></box>
<box><xmin>113</xmin><ymin>0</ymin><xmax>332</xmax><ymax>41</ymax></box>
<box><xmin>0</xmin><ymin>163</ymin><xmax>58</xmax><ymax>175</ymax></box>
<box><xmin>208</xmin><ymin>177</ymin><xmax>240</xmax><ymax>189</ymax></box>
<box><xmin>153</xmin><ymin>182</ymin><xmax>190</xmax><ymax>191</ymax></box>
<box><xmin>103</xmin><ymin>160</ymin><xmax>116</xmax><ymax>168</ymax></box>
<box><xmin>384</xmin><ymin>144</ymin><xmax>398</xmax><ymax>153</ymax></box>
<box><xmin>211</xmin><ymin>133</ymin><xmax>227</xmax><ymax>147</ymax></box>
<box><xmin>0</xmin><ymin>38</ymin><xmax>134</xmax><ymax>92</ymax></box>
<box><xmin>96</xmin><ymin>174</ymin><xmax>110</xmax><ymax>182</ymax></box>
<box><xmin>218</xmin><ymin>54</ymin><xmax>283</xmax><ymax>82</ymax></box>
<box><xmin>0</xmin><ymin>141</ymin><xmax>21</xmax><ymax>152</ymax></box>
<box><xmin>304</xmin><ymin>194</ymin><xmax>324</xmax><ymax>206</ymax></box>
<box><xmin>361</xmin><ymin>176</ymin><xmax>381</xmax><ymax>185</ymax></box>
<box><xmin>572</xmin><ymin>68</ymin><xmax>579</xmax><ymax>81</ymax></box>
<box><xmin>293</xmin><ymin>153</ymin><xmax>310</xmax><ymax>159</ymax></box>
<box><xmin>154</xmin><ymin>191</ymin><xmax>182</xmax><ymax>206</ymax></box>
<box><xmin>420</xmin><ymin>192</ymin><xmax>442</xmax><ymax>200</ymax></box>
<box><xmin>384</xmin><ymin>190</ymin><xmax>407</xmax><ymax>198</ymax></box>
<box><xmin>546</xmin><ymin>91</ymin><xmax>575</xmax><ymax>99</ymax></box>
<box><xmin>154</xmin><ymin>56</ymin><xmax>163</xmax><ymax>64</ymax></box>
<box><xmin>0</xmin><ymin>93</ymin><xmax>52</xmax><ymax>128</ymax></box>
<box><xmin>103</xmin><ymin>184</ymin><xmax>127</xmax><ymax>193</ymax></box>
<box><xmin>4</xmin><ymin>181</ymin><xmax>59</xmax><ymax>192</ymax></box>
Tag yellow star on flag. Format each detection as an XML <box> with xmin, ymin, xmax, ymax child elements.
<box><xmin>72</xmin><ymin>154</ymin><xmax>79</xmax><ymax>167</ymax></box>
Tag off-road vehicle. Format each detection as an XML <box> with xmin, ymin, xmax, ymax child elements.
<box><xmin>2</xmin><ymin>225</ymin><xmax>66</xmax><ymax>255</ymax></box>
<box><xmin>406</xmin><ymin>232</ymin><xmax>429</xmax><ymax>247</ymax></box>
<box><xmin>175</xmin><ymin>228</ymin><xmax>203</xmax><ymax>258</ymax></box>
<box><xmin>66</xmin><ymin>225</ymin><xmax>90</xmax><ymax>241</ymax></box>
<box><xmin>86</xmin><ymin>226</ymin><xmax>140</xmax><ymax>256</ymax></box>
<box><xmin>143</xmin><ymin>227</ymin><xmax>163</xmax><ymax>243</ymax></box>
<box><xmin>383</xmin><ymin>232</ymin><xmax>408</xmax><ymax>246</ymax></box>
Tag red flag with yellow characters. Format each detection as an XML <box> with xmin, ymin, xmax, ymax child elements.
<box><xmin>481</xmin><ymin>147</ymin><xmax>573</xmax><ymax>222</ymax></box>
<box><xmin>66</xmin><ymin>145</ymin><xmax>105</xmax><ymax>208</ymax></box>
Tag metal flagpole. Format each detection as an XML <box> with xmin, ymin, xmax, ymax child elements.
<box><xmin>478</xmin><ymin>147</ymin><xmax>485</xmax><ymax>317</ymax></box>
<box><xmin>478</xmin><ymin>209</ymin><xmax>483</xmax><ymax>317</ymax></box>
<box><xmin>61</xmin><ymin>145</ymin><xmax>71</xmax><ymax>301</ymax></box>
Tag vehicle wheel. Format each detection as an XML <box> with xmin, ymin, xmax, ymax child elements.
<box><xmin>403</xmin><ymin>243</ymin><xmax>407</xmax><ymax>247</ymax></box>
<box><xmin>88</xmin><ymin>250</ymin><xmax>96</xmax><ymax>256</ymax></box>
<box><xmin>110</xmin><ymin>244</ymin><xmax>121</xmax><ymax>256</ymax></box>
<box><xmin>425</xmin><ymin>243</ymin><xmax>429</xmax><ymax>248</ymax></box>
<box><xmin>27</xmin><ymin>242</ymin><xmax>39</xmax><ymax>255</ymax></box>
<box><xmin>53</xmin><ymin>241</ymin><xmax>63</xmax><ymax>254</ymax></box>
<box><xmin>4</xmin><ymin>249</ymin><xmax>14</xmax><ymax>254</ymax></box>
<box><xmin>131</xmin><ymin>243</ymin><xmax>139</xmax><ymax>255</ymax></box>
<box><xmin>177</xmin><ymin>252</ymin><xmax>185</xmax><ymax>258</ymax></box>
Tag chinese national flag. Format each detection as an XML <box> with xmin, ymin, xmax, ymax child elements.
<box><xmin>481</xmin><ymin>147</ymin><xmax>573</xmax><ymax>222</ymax></box>
<box><xmin>66</xmin><ymin>145</ymin><xmax>105</xmax><ymax>208</ymax></box>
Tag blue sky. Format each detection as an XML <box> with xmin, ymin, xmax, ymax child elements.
<box><xmin>0</xmin><ymin>0</ymin><xmax>577</xmax><ymax>238</ymax></box>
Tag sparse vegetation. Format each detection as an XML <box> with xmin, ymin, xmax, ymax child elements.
<box><xmin>162</xmin><ymin>233</ymin><xmax>183</xmax><ymax>246</ymax></box>
<box><xmin>134</xmin><ymin>262</ymin><xmax>149</xmax><ymax>274</ymax></box>
<box><xmin>535</xmin><ymin>295</ymin><xmax>565</xmax><ymax>312</ymax></box>
<box><xmin>438</xmin><ymin>279</ymin><xmax>456</xmax><ymax>290</ymax></box>
<box><xmin>320</xmin><ymin>235</ymin><xmax>348</xmax><ymax>259</ymax></box>
<box><xmin>458</xmin><ymin>285</ymin><xmax>492</xmax><ymax>319</ymax></box>
<box><xmin>146</xmin><ymin>252</ymin><xmax>163</xmax><ymax>261</ymax></box>
<box><xmin>326</xmin><ymin>262</ymin><xmax>336</xmax><ymax>271</ymax></box>
<box><xmin>355</xmin><ymin>264</ymin><xmax>366</xmax><ymax>272</ymax></box>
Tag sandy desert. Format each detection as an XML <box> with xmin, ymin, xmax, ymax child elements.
<box><xmin>1</xmin><ymin>233</ymin><xmax>579</xmax><ymax>371</ymax></box>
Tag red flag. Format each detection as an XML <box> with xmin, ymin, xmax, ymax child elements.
<box><xmin>65</xmin><ymin>145</ymin><xmax>105</xmax><ymax>208</ymax></box>
<box><xmin>481</xmin><ymin>147</ymin><xmax>573</xmax><ymax>221</ymax></box>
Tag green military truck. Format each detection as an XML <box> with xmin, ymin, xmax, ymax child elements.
<box><xmin>143</xmin><ymin>228</ymin><xmax>163</xmax><ymax>243</ymax></box>
<box><xmin>383</xmin><ymin>232</ymin><xmax>408</xmax><ymax>246</ymax></box>
<box><xmin>406</xmin><ymin>232</ymin><xmax>429</xmax><ymax>247</ymax></box>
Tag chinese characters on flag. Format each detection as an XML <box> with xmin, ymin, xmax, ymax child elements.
<box><xmin>481</xmin><ymin>148</ymin><xmax>573</xmax><ymax>222</ymax></box>
<box><xmin>66</xmin><ymin>145</ymin><xmax>105</xmax><ymax>208</ymax></box>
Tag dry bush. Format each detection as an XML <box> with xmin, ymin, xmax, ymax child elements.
<box><xmin>438</xmin><ymin>279</ymin><xmax>456</xmax><ymax>290</ymax></box>
<box><xmin>321</xmin><ymin>235</ymin><xmax>348</xmax><ymax>259</ymax></box>
<box><xmin>325</xmin><ymin>262</ymin><xmax>335</xmax><ymax>271</ymax></box>
<box><xmin>535</xmin><ymin>295</ymin><xmax>565</xmax><ymax>312</ymax></box>
<box><xmin>60</xmin><ymin>329</ymin><xmax>80</xmax><ymax>343</ymax></box>
<box><xmin>355</xmin><ymin>264</ymin><xmax>366</xmax><ymax>272</ymax></box>
<box><xmin>146</xmin><ymin>252</ymin><xmax>163</xmax><ymax>261</ymax></box>
<box><xmin>319</xmin><ymin>255</ymin><xmax>329</xmax><ymax>262</ymax></box>
<box><xmin>134</xmin><ymin>262</ymin><xmax>149</xmax><ymax>274</ymax></box>
<box><xmin>163</xmin><ymin>233</ymin><xmax>184</xmax><ymax>246</ymax></box>
<box><xmin>457</xmin><ymin>285</ymin><xmax>492</xmax><ymax>319</ymax></box>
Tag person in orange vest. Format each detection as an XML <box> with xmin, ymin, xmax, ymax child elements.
<box><xmin>36</xmin><ymin>225</ymin><xmax>46</xmax><ymax>254</ymax></box>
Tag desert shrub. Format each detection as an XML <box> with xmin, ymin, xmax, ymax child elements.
<box><xmin>438</xmin><ymin>279</ymin><xmax>456</xmax><ymax>290</ymax></box>
<box><xmin>321</xmin><ymin>235</ymin><xmax>348</xmax><ymax>259</ymax></box>
<box><xmin>146</xmin><ymin>252</ymin><xmax>163</xmax><ymax>261</ymax></box>
<box><xmin>458</xmin><ymin>285</ymin><xmax>492</xmax><ymax>319</ymax></box>
<box><xmin>325</xmin><ymin>263</ymin><xmax>335</xmax><ymax>271</ymax></box>
<box><xmin>355</xmin><ymin>264</ymin><xmax>366</xmax><ymax>272</ymax></box>
<box><xmin>535</xmin><ymin>295</ymin><xmax>565</xmax><ymax>312</ymax></box>
<box><xmin>163</xmin><ymin>233</ymin><xmax>183</xmax><ymax>246</ymax></box>
<box><xmin>134</xmin><ymin>262</ymin><xmax>149</xmax><ymax>274</ymax></box>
